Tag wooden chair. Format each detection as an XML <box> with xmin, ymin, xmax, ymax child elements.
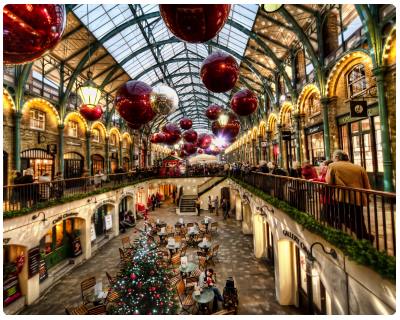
<box><xmin>180</xmin><ymin>244</ymin><xmax>187</xmax><ymax>257</ymax></box>
<box><xmin>80</xmin><ymin>277</ymin><xmax>96</xmax><ymax>304</ymax></box>
<box><xmin>169</xmin><ymin>272</ymin><xmax>182</xmax><ymax>287</ymax></box>
<box><xmin>198</xmin><ymin>256</ymin><xmax>207</xmax><ymax>271</ymax></box>
<box><xmin>210</xmin><ymin>222</ymin><xmax>218</xmax><ymax>234</ymax></box>
<box><xmin>186</xmin><ymin>222</ymin><xmax>194</xmax><ymax>228</ymax></box>
<box><xmin>184</xmin><ymin>276</ymin><xmax>198</xmax><ymax>293</ymax></box>
<box><xmin>176</xmin><ymin>279</ymin><xmax>196</xmax><ymax>314</ymax></box>
<box><xmin>87</xmin><ymin>304</ymin><xmax>107</xmax><ymax>315</ymax></box>
<box><xmin>211</xmin><ymin>308</ymin><xmax>236</xmax><ymax>315</ymax></box>
<box><xmin>174</xmin><ymin>235</ymin><xmax>182</xmax><ymax>243</ymax></box>
<box><xmin>180</xmin><ymin>226</ymin><xmax>188</xmax><ymax>237</ymax></box>
<box><xmin>121</xmin><ymin>236</ymin><xmax>131</xmax><ymax>249</ymax></box>
<box><xmin>105</xmin><ymin>291</ymin><xmax>119</xmax><ymax>306</ymax></box>
<box><xmin>65</xmin><ymin>304</ymin><xmax>88</xmax><ymax>315</ymax></box>
<box><xmin>207</xmin><ymin>244</ymin><xmax>220</xmax><ymax>265</ymax></box>
<box><xmin>170</xmin><ymin>253</ymin><xmax>181</xmax><ymax>267</ymax></box>
<box><xmin>119</xmin><ymin>248</ymin><xmax>131</xmax><ymax>266</ymax></box>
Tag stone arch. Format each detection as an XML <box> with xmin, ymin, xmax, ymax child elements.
<box><xmin>121</xmin><ymin>132</ymin><xmax>132</xmax><ymax>149</ymax></box>
<box><xmin>21</xmin><ymin>98</ymin><xmax>61</xmax><ymax>124</ymax></box>
<box><xmin>109</xmin><ymin>127</ymin><xmax>122</xmax><ymax>146</ymax></box>
<box><xmin>253</xmin><ymin>212</ymin><xmax>268</xmax><ymax>258</ymax></box>
<box><xmin>241</xmin><ymin>199</ymin><xmax>253</xmax><ymax>235</ymax></box>
<box><xmin>326</xmin><ymin>50</ymin><xmax>372</xmax><ymax>97</ymax></box>
<box><xmin>279</xmin><ymin>102</ymin><xmax>294</xmax><ymax>128</ymax></box>
<box><xmin>63</xmin><ymin>111</ymin><xmax>88</xmax><ymax>134</ymax></box>
<box><xmin>91</xmin><ymin>121</ymin><xmax>107</xmax><ymax>137</ymax></box>
<box><xmin>297</xmin><ymin>84</ymin><xmax>321</xmax><ymax>115</ymax></box>
<box><xmin>258</xmin><ymin>120</ymin><xmax>267</xmax><ymax>139</ymax></box>
<box><xmin>266</xmin><ymin>113</ymin><xmax>278</xmax><ymax>134</ymax></box>
<box><xmin>91</xmin><ymin>201</ymin><xmax>118</xmax><ymax>241</ymax></box>
<box><xmin>3</xmin><ymin>88</ymin><xmax>15</xmax><ymax>111</ymax></box>
<box><xmin>383</xmin><ymin>26</ymin><xmax>396</xmax><ymax>66</ymax></box>
<box><xmin>251</xmin><ymin>126</ymin><xmax>258</xmax><ymax>140</ymax></box>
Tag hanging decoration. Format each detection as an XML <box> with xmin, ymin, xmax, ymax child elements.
<box><xmin>3</xmin><ymin>4</ymin><xmax>66</xmax><ymax>65</ymax></box>
<box><xmin>150</xmin><ymin>84</ymin><xmax>179</xmax><ymax>115</ymax></box>
<box><xmin>161</xmin><ymin>123</ymin><xmax>182</xmax><ymax>145</ymax></box>
<box><xmin>197</xmin><ymin>133</ymin><xmax>213</xmax><ymax>149</ymax></box>
<box><xmin>230</xmin><ymin>89</ymin><xmax>259</xmax><ymax>116</ymax></box>
<box><xmin>197</xmin><ymin>148</ymin><xmax>204</xmax><ymax>154</ymax></box>
<box><xmin>183</xmin><ymin>142</ymin><xmax>197</xmax><ymax>155</ymax></box>
<box><xmin>200</xmin><ymin>51</ymin><xmax>239</xmax><ymax>93</ymax></box>
<box><xmin>179</xmin><ymin>118</ymin><xmax>193</xmax><ymax>130</ymax></box>
<box><xmin>182</xmin><ymin>129</ymin><xmax>198</xmax><ymax>143</ymax></box>
<box><xmin>179</xmin><ymin>150</ymin><xmax>188</xmax><ymax>158</ymax></box>
<box><xmin>159</xmin><ymin>4</ymin><xmax>231</xmax><ymax>43</ymax></box>
<box><xmin>205</xmin><ymin>104</ymin><xmax>223</xmax><ymax>120</ymax></box>
<box><xmin>211</xmin><ymin>111</ymin><xmax>240</xmax><ymax>140</ymax></box>
<box><xmin>79</xmin><ymin>104</ymin><xmax>103</xmax><ymax>121</ymax></box>
<box><xmin>115</xmin><ymin>80</ymin><xmax>156</xmax><ymax>125</ymax></box>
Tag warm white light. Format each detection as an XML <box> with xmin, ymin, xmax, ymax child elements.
<box><xmin>261</xmin><ymin>4</ymin><xmax>283</xmax><ymax>13</ymax></box>
<box><xmin>280</xmin><ymin>94</ymin><xmax>286</xmax><ymax>102</ymax></box>
<box><xmin>213</xmin><ymin>136</ymin><xmax>226</xmax><ymax>148</ymax></box>
<box><xmin>77</xmin><ymin>72</ymin><xmax>101</xmax><ymax>106</ymax></box>
<box><xmin>218</xmin><ymin>113</ymin><xmax>229</xmax><ymax>126</ymax></box>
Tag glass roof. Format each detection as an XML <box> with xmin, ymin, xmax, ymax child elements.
<box><xmin>73</xmin><ymin>4</ymin><xmax>258</xmax><ymax>132</ymax></box>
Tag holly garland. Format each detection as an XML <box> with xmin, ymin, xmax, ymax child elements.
<box><xmin>109</xmin><ymin>223</ymin><xmax>179</xmax><ymax>315</ymax></box>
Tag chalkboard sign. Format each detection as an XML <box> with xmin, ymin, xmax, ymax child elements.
<box><xmin>39</xmin><ymin>259</ymin><xmax>48</xmax><ymax>282</ymax></box>
<box><xmin>72</xmin><ymin>238</ymin><xmax>82</xmax><ymax>257</ymax></box>
<box><xmin>28</xmin><ymin>247</ymin><xmax>41</xmax><ymax>278</ymax></box>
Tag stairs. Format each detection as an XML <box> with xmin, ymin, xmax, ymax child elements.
<box><xmin>178</xmin><ymin>195</ymin><xmax>197</xmax><ymax>215</ymax></box>
<box><xmin>198</xmin><ymin>176</ymin><xmax>227</xmax><ymax>196</ymax></box>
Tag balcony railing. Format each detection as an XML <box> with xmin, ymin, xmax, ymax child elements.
<box><xmin>232</xmin><ymin>170</ymin><xmax>396</xmax><ymax>257</ymax></box>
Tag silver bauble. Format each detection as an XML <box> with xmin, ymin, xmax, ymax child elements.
<box><xmin>151</xmin><ymin>84</ymin><xmax>179</xmax><ymax>115</ymax></box>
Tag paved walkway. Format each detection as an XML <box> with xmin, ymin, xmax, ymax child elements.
<box><xmin>21</xmin><ymin>202</ymin><xmax>300</xmax><ymax>315</ymax></box>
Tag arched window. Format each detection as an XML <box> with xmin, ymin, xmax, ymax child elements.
<box><xmin>92</xmin><ymin>128</ymin><xmax>100</xmax><ymax>143</ymax></box>
<box><xmin>110</xmin><ymin>133</ymin><xmax>117</xmax><ymax>146</ymax></box>
<box><xmin>307</xmin><ymin>93</ymin><xmax>321</xmax><ymax>117</ymax></box>
<box><xmin>347</xmin><ymin>64</ymin><xmax>367</xmax><ymax>98</ymax></box>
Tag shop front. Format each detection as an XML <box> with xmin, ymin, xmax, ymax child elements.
<box><xmin>282</xmin><ymin>130</ymin><xmax>296</xmax><ymax>170</ymax></box>
<box><xmin>91</xmin><ymin>204</ymin><xmax>113</xmax><ymax>245</ymax></box>
<box><xmin>91</xmin><ymin>154</ymin><xmax>104</xmax><ymax>175</ymax></box>
<box><xmin>20</xmin><ymin>148</ymin><xmax>55</xmax><ymax>180</ymax></box>
<box><xmin>304</xmin><ymin>124</ymin><xmax>325</xmax><ymax>166</ymax></box>
<box><xmin>123</xmin><ymin>156</ymin><xmax>130</xmax><ymax>172</ymax></box>
<box><xmin>63</xmin><ymin>152</ymin><xmax>84</xmax><ymax>179</ymax></box>
<box><xmin>110</xmin><ymin>152</ymin><xmax>118</xmax><ymax>173</ymax></box>
<box><xmin>337</xmin><ymin>106</ymin><xmax>383</xmax><ymax>189</ymax></box>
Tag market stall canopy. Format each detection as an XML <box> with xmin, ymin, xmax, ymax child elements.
<box><xmin>189</xmin><ymin>154</ymin><xmax>218</xmax><ymax>164</ymax></box>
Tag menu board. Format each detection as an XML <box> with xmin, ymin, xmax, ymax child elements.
<box><xmin>90</xmin><ymin>223</ymin><xmax>96</xmax><ymax>241</ymax></box>
<box><xmin>39</xmin><ymin>259</ymin><xmax>48</xmax><ymax>282</ymax></box>
<box><xmin>104</xmin><ymin>214</ymin><xmax>112</xmax><ymax>230</ymax></box>
<box><xmin>72</xmin><ymin>238</ymin><xmax>82</xmax><ymax>257</ymax></box>
<box><xmin>28</xmin><ymin>247</ymin><xmax>41</xmax><ymax>278</ymax></box>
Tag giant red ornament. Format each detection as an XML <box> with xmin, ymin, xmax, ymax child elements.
<box><xmin>211</xmin><ymin>111</ymin><xmax>241</xmax><ymax>140</ymax></box>
<box><xmin>79</xmin><ymin>104</ymin><xmax>103</xmax><ymax>121</ymax></box>
<box><xmin>205</xmin><ymin>104</ymin><xmax>222</xmax><ymax>120</ymax></box>
<box><xmin>179</xmin><ymin>150</ymin><xmax>187</xmax><ymax>158</ymax></box>
<box><xmin>230</xmin><ymin>89</ymin><xmax>258</xmax><ymax>116</ymax></box>
<box><xmin>183</xmin><ymin>142</ymin><xmax>197</xmax><ymax>155</ymax></box>
<box><xmin>183</xmin><ymin>129</ymin><xmax>198</xmax><ymax>143</ymax></box>
<box><xmin>197</xmin><ymin>148</ymin><xmax>204</xmax><ymax>154</ymax></box>
<box><xmin>197</xmin><ymin>133</ymin><xmax>213</xmax><ymax>149</ymax></box>
<box><xmin>179</xmin><ymin>118</ymin><xmax>193</xmax><ymax>130</ymax></box>
<box><xmin>150</xmin><ymin>133</ymin><xmax>159</xmax><ymax>144</ymax></box>
<box><xmin>200</xmin><ymin>51</ymin><xmax>239</xmax><ymax>93</ymax></box>
<box><xmin>115</xmin><ymin>80</ymin><xmax>156</xmax><ymax>125</ymax></box>
<box><xmin>162</xmin><ymin>123</ymin><xmax>182</xmax><ymax>145</ymax></box>
<box><xmin>3</xmin><ymin>4</ymin><xmax>66</xmax><ymax>65</ymax></box>
<box><xmin>159</xmin><ymin>4</ymin><xmax>231</xmax><ymax>43</ymax></box>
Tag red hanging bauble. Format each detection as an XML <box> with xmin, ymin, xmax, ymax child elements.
<box><xmin>183</xmin><ymin>142</ymin><xmax>197</xmax><ymax>155</ymax></box>
<box><xmin>3</xmin><ymin>4</ymin><xmax>66</xmax><ymax>65</ymax></box>
<box><xmin>197</xmin><ymin>148</ymin><xmax>204</xmax><ymax>154</ymax></box>
<box><xmin>211</xmin><ymin>111</ymin><xmax>240</xmax><ymax>140</ymax></box>
<box><xmin>156</xmin><ymin>132</ymin><xmax>166</xmax><ymax>143</ymax></box>
<box><xmin>162</xmin><ymin>123</ymin><xmax>182</xmax><ymax>145</ymax></box>
<box><xmin>115</xmin><ymin>80</ymin><xmax>156</xmax><ymax>125</ymax></box>
<box><xmin>197</xmin><ymin>133</ymin><xmax>213</xmax><ymax>149</ymax></box>
<box><xmin>150</xmin><ymin>133</ymin><xmax>159</xmax><ymax>144</ymax></box>
<box><xmin>200</xmin><ymin>51</ymin><xmax>239</xmax><ymax>93</ymax></box>
<box><xmin>170</xmin><ymin>151</ymin><xmax>176</xmax><ymax>156</ymax></box>
<box><xmin>183</xmin><ymin>129</ymin><xmax>198</xmax><ymax>143</ymax></box>
<box><xmin>79</xmin><ymin>104</ymin><xmax>103</xmax><ymax>121</ymax></box>
<box><xmin>205</xmin><ymin>104</ymin><xmax>222</xmax><ymax>120</ymax></box>
<box><xmin>230</xmin><ymin>89</ymin><xmax>258</xmax><ymax>116</ymax></box>
<box><xmin>179</xmin><ymin>118</ymin><xmax>193</xmax><ymax>130</ymax></box>
<box><xmin>159</xmin><ymin>4</ymin><xmax>231</xmax><ymax>43</ymax></box>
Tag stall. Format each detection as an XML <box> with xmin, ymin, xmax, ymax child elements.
<box><xmin>159</xmin><ymin>155</ymin><xmax>184</xmax><ymax>177</ymax></box>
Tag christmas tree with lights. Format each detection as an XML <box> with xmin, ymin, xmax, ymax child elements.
<box><xmin>109</xmin><ymin>225</ymin><xmax>179</xmax><ymax>315</ymax></box>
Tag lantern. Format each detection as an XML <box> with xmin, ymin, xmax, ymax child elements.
<box><xmin>183</xmin><ymin>129</ymin><xmax>198</xmax><ymax>143</ymax></box>
<box><xmin>159</xmin><ymin>4</ymin><xmax>231</xmax><ymax>43</ymax></box>
<box><xmin>115</xmin><ymin>80</ymin><xmax>156</xmax><ymax>125</ymax></box>
<box><xmin>230</xmin><ymin>89</ymin><xmax>258</xmax><ymax>116</ymax></box>
<box><xmin>150</xmin><ymin>84</ymin><xmax>179</xmax><ymax>115</ymax></box>
<box><xmin>205</xmin><ymin>104</ymin><xmax>222</xmax><ymax>120</ymax></box>
<box><xmin>77</xmin><ymin>71</ymin><xmax>102</xmax><ymax>107</ymax></box>
<box><xmin>79</xmin><ymin>104</ymin><xmax>103</xmax><ymax>121</ymax></box>
<box><xmin>183</xmin><ymin>142</ymin><xmax>197</xmax><ymax>155</ymax></box>
<box><xmin>179</xmin><ymin>118</ymin><xmax>193</xmax><ymax>130</ymax></box>
<box><xmin>3</xmin><ymin>4</ymin><xmax>66</xmax><ymax>65</ymax></box>
<box><xmin>200</xmin><ymin>51</ymin><xmax>239</xmax><ymax>93</ymax></box>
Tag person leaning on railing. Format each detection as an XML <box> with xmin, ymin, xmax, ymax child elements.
<box><xmin>325</xmin><ymin>149</ymin><xmax>374</xmax><ymax>242</ymax></box>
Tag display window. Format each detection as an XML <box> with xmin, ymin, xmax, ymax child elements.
<box><xmin>91</xmin><ymin>154</ymin><xmax>104</xmax><ymax>175</ymax></box>
<box><xmin>305</xmin><ymin>130</ymin><xmax>325</xmax><ymax>166</ymax></box>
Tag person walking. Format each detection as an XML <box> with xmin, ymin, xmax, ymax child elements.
<box><xmin>214</xmin><ymin>196</ymin><xmax>219</xmax><ymax>216</ymax></box>
<box><xmin>151</xmin><ymin>194</ymin><xmax>156</xmax><ymax>211</ymax></box>
<box><xmin>312</xmin><ymin>160</ymin><xmax>333</xmax><ymax>226</ymax></box>
<box><xmin>325</xmin><ymin>150</ymin><xmax>373</xmax><ymax>241</ymax></box>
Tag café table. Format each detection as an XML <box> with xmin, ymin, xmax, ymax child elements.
<box><xmin>157</xmin><ymin>231</ymin><xmax>167</xmax><ymax>244</ymax></box>
<box><xmin>166</xmin><ymin>242</ymin><xmax>181</xmax><ymax>256</ymax></box>
<box><xmin>201</xmin><ymin>219</ymin><xmax>212</xmax><ymax>233</ymax></box>
<box><xmin>187</xmin><ymin>229</ymin><xmax>199</xmax><ymax>247</ymax></box>
<box><xmin>198</xmin><ymin>241</ymin><xmax>212</xmax><ymax>254</ymax></box>
<box><xmin>175</xmin><ymin>221</ymin><xmax>185</xmax><ymax>228</ymax></box>
<box><xmin>179</xmin><ymin>262</ymin><xmax>197</xmax><ymax>277</ymax></box>
<box><xmin>156</xmin><ymin>221</ymin><xmax>167</xmax><ymax>229</ymax></box>
<box><xmin>192</xmin><ymin>287</ymin><xmax>215</xmax><ymax>314</ymax></box>
<box><xmin>86</xmin><ymin>290</ymin><xmax>108</xmax><ymax>306</ymax></box>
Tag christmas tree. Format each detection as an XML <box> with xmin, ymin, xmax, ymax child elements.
<box><xmin>109</xmin><ymin>225</ymin><xmax>179</xmax><ymax>315</ymax></box>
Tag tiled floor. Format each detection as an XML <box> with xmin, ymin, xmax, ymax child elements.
<box><xmin>20</xmin><ymin>202</ymin><xmax>301</xmax><ymax>315</ymax></box>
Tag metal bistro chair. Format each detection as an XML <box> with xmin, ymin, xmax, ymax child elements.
<box><xmin>80</xmin><ymin>276</ymin><xmax>96</xmax><ymax>304</ymax></box>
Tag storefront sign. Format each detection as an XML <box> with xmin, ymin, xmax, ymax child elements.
<box><xmin>90</xmin><ymin>223</ymin><xmax>96</xmax><ymax>241</ymax></box>
<box><xmin>104</xmin><ymin>214</ymin><xmax>113</xmax><ymax>230</ymax></box>
<box><xmin>350</xmin><ymin>100</ymin><xmax>368</xmax><ymax>118</ymax></box>
<box><xmin>282</xmin><ymin>230</ymin><xmax>310</xmax><ymax>255</ymax></box>
<box><xmin>66</xmin><ymin>141</ymin><xmax>82</xmax><ymax>146</ymax></box>
<box><xmin>304</xmin><ymin>123</ymin><xmax>324</xmax><ymax>135</ymax></box>
<box><xmin>281</xmin><ymin>131</ymin><xmax>292</xmax><ymax>141</ymax></box>
<box><xmin>28</xmin><ymin>246</ymin><xmax>41</xmax><ymax>278</ymax></box>
<box><xmin>72</xmin><ymin>238</ymin><xmax>82</xmax><ymax>257</ymax></box>
<box><xmin>39</xmin><ymin>258</ymin><xmax>48</xmax><ymax>282</ymax></box>
<box><xmin>52</xmin><ymin>212</ymin><xmax>79</xmax><ymax>225</ymax></box>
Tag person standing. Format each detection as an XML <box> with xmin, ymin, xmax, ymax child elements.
<box><xmin>151</xmin><ymin>194</ymin><xmax>156</xmax><ymax>211</ymax></box>
<box><xmin>301</xmin><ymin>160</ymin><xmax>318</xmax><ymax>180</ymax></box>
<box><xmin>222</xmin><ymin>198</ymin><xmax>229</xmax><ymax>220</ymax></box>
<box><xmin>214</xmin><ymin>196</ymin><xmax>219</xmax><ymax>216</ymax></box>
<box><xmin>196</xmin><ymin>198</ymin><xmax>201</xmax><ymax>216</ymax></box>
<box><xmin>208</xmin><ymin>195</ymin><xmax>213</xmax><ymax>213</ymax></box>
<box><xmin>52</xmin><ymin>172</ymin><xmax>65</xmax><ymax>199</ymax></box>
<box><xmin>325</xmin><ymin>150</ymin><xmax>373</xmax><ymax>241</ymax></box>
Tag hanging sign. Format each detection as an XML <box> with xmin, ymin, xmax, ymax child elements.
<box><xmin>28</xmin><ymin>246</ymin><xmax>41</xmax><ymax>278</ymax></box>
<box><xmin>90</xmin><ymin>223</ymin><xmax>96</xmax><ymax>241</ymax></box>
<box><xmin>350</xmin><ymin>100</ymin><xmax>368</xmax><ymax>118</ymax></box>
<box><xmin>104</xmin><ymin>214</ymin><xmax>113</xmax><ymax>230</ymax></box>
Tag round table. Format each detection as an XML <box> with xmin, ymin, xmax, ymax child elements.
<box><xmin>201</xmin><ymin>219</ymin><xmax>212</xmax><ymax>232</ymax></box>
<box><xmin>86</xmin><ymin>291</ymin><xmax>107</xmax><ymax>306</ymax></box>
<box><xmin>175</xmin><ymin>221</ymin><xmax>185</xmax><ymax>228</ymax></box>
<box><xmin>198</xmin><ymin>241</ymin><xmax>211</xmax><ymax>253</ymax></box>
<box><xmin>187</xmin><ymin>229</ymin><xmax>199</xmax><ymax>246</ymax></box>
<box><xmin>179</xmin><ymin>262</ymin><xmax>197</xmax><ymax>277</ymax></box>
<box><xmin>166</xmin><ymin>242</ymin><xmax>181</xmax><ymax>256</ymax></box>
<box><xmin>157</xmin><ymin>231</ymin><xmax>167</xmax><ymax>244</ymax></box>
<box><xmin>192</xmin><ymin>288</ymin><xmax>215</xmax><ymax>314</ymax></box>
<box><xmin>156</xmin><ymin>221</ymin><xmax>167</xmax><ymax>228</ymax></box>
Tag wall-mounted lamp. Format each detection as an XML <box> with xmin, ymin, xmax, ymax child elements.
<box><xmin>307</xmin><ymin>241</ymin><xmax>337</xmax><ymax>264</ymax></box>
<box><xmin>32</xmin><ymin>212</ymin><xmax>47</xmax><ymax>222</ymax></box>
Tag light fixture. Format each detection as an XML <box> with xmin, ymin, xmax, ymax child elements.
<box><xmin>257</xmin><ymin>205</ymin><xmax>274</xmax><ymax>216</ymax></box>
<box><xmin>306</xmin><ymin>241</ymin><xmax>337</xmax><ymax>265</ymax></box>
<box><xmin>32</xmin><ymin>211</ymin><xmax>47</xmax><ymax>222</ymax></box>
<box><xmin>77</xmin><ymin>71</ymin><xmax>101</xmax><ymax>106</ymax></box>
<box><xmin>218</xmin><ymin>113</ymin><xmax>229</xmax><ymax>126</ymax></box>
<box><xmin>279</xmin><ymin>94</ymin><xmax>286</xmax><ymax>102</ymax></box>
<box><xmin>261</xmin><ymin>4</ymin><xmax>283</xmax><ymax>13</ymax></box>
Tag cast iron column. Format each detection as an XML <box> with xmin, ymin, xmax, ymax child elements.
<box><xmin>58</xmin><ymin>124</ymin><xmax>64</xmax><ymax>175</ymax></box>
<box><xmin>13</xmin><ymin>112</ymin><xmax>22</xmax><ymax>171</ymax></box>
<box><xmin>85</xmin><ymin>130</ymin><xmax>91</xmax><ymax>172</ymax></box>
<box><xmin>320</xmin><ymin>97</ymin><xmax>331</xmax><ymax>160</ymax></box>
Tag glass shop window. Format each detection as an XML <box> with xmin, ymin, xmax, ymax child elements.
<box><xmin>347</xmin><ymin>64</ymin><xmax>367</xmax><ymax>98</ymax></box>
<box><xmin>307</xmin><ymin>131</ymin><xmax>325</xmax><ymax>166</ymax></box>
<box><xmin>92</xmin><ymin>128</ymin><xmax>100</xmax><ymax>143</ymax></box>
<box><xmin>307</xmin><ymin>93</ymin><xmax>321</xmax><ymax>117</ymax></box>
<box><xmin>68</xmin><ymin>121</ymin><xmax>78</xmax><ymax>138</ymax></box>
<box><xmin>40</xmin><ymin>219</ymin><xmax>74</xmax><ymax>255</ymax></box>
<box><xmin>30</xmin><ymin>109</ymin><xmax>46</xmax><ymax>131</ymax></box>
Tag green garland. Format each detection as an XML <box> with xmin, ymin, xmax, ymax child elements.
<box><xmin>230</xmin><ymin>177</ymin><xmax>396</xmax><ymax>282</ymax></box>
